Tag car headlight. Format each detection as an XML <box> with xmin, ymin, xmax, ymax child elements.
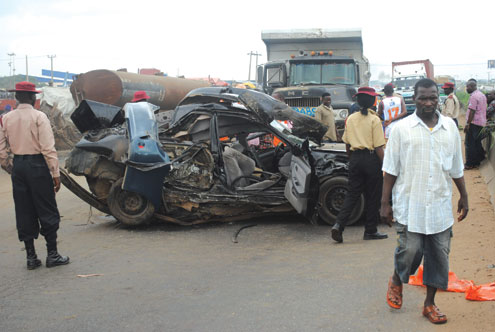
<box><xmin>335</xmin><ymin>109</ymin><xmax>348</xmax><ymax>119</ymax></box>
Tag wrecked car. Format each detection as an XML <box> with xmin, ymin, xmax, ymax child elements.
<box><xmin>61</xmin><ymin>88</ymin><xmax>364</xmax><ymax>226</ymax></box>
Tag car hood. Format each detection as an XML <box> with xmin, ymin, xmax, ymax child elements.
<box><xmin>179</xmin><ymin>87</ymin><xmax>328</xmax><ymax>143</ymax></box>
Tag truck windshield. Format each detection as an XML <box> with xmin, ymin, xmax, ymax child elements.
<box><xmin>289</xmin><ymin>62</ymin><xmax>356</xmax><ymax>85</ymax></box>
<box><xmin>393</xmin><ymin>76</ymin><xmax>423</xmax><ymax>89</ymax></box>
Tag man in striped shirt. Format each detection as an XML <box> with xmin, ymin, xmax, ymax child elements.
<box><xmin>381</xmin><ymin>78</ymin><xmax>468</xmax><ymax>325</ymax></box>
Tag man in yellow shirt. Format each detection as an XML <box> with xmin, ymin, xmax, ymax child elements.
<box><xmin>440</xmin><ymin>82</ymin><xmax>460</xmax><ymax>127</ymax></box>
<box><xmin>315</xmin><ymin>93</ymin><xmax>337</xmax><ymax>142</ymax></box>
<box><xmin>331</xmin><ymin>87</ymin><xmax>387</xmax><ymax>243</ymax></box>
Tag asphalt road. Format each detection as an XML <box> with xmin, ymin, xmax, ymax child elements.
<box><xmin>0</xmin><ymin>172</ymin><xmax>436</xmax><ymax>332</ymax></box>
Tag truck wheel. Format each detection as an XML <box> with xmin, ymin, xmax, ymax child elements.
<box><xmin>107</xmin><ymin>178</ymin><xmax>155</xmax><ymax>226</ymax></box>
<box><xmin>318</xmin><ymin>176</ymin><xmax>364</xmax><ymax>226</ymax></box>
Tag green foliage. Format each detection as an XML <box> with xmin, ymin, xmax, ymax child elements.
<box><xmin>0</xmin><ymin>75</ymin><xmax>41</xmax><ymax>90</ymax></box>
<box><xmin>456</xmin><ymin>91</ymin><xmax>469</xmax><ymax>110</ymax></box>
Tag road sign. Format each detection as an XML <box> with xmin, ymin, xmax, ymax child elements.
<box><xmin>488</xmin><ymin>60</ymin><xmax>495</xmax><ymax>69</ymax></box>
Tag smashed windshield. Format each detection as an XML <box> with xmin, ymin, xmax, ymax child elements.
<box><xmin>289</xmin><ymin>62</ymin><xmax>356</xmax><ymax>85</ymax></box>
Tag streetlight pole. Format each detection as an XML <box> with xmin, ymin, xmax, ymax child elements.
<box><xmin>47</xmin><ymin>54</ymin><xmax>56</xmax><ymax>86</ymax></box>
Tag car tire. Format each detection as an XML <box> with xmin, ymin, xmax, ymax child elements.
<box><xmin>318</xmin><ymin>176</ymin><xmax>364</xmax><ymax>226</ymax></box>
<box><xmin>107</xmin><ymin>178</ymin><xmax>155</xmax><ymax>226</ymax></box>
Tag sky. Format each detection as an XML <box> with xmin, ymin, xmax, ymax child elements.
<box><xmin>0</xmin><ymin>0</ymin><xmax>494</xmax><ymax>83</ymax></box>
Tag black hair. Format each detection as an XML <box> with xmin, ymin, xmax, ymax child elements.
<box><xmin>468</xmin><ymin>78</ymin><xmax>477</xmax><ymax>83</ymax></box>
<box><xmin>356</xmin><ymin>94</ymin><xmax>375</xmax><ymax>116</ymax></box>
<box><xmin>15</xmin><ymin>92</ymin><xmax>36</xmax><ymax>106</ymax></box>
<box><xmin>321</xmin><ymin>92</ymin><xmax>331</xmax><ymax>98</ymax></box>
<box><xmin>413</xmin><ymin>78</ymin><xmax>438</xmax><ymax>95</ymax></box>
<box><xmin>383</xmin><ymin>85</ymin><xmax>394</xmax><ymax>96</ymax></box>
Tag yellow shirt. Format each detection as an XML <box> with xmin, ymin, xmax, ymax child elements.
<box><xmin>441</xmin><ymin>93</ymin><xmax>460</xmax><ymax>119</ymax></box>
<box><xmin>314</xmin><ymin>104</ymin><xmax>337</xmax><ymax>141</ymax></box>
<box><xmin>342</xmin><ymin>109</ymin><xmax>385</xmax><ymax>151</ymax></box>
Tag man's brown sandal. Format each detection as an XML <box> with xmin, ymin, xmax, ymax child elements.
<box><xmin>422</xmin><ymin>305</ymin><xmax>447</xmax><ymax>324</ymax></box>
<box><xmin>386</xmin><ymin>277</ymin><xmax>403</xmax><ymax>309</ymax></box>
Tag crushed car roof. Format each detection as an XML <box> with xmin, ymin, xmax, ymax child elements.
<box><xmin>171</xmin><ymin>87</ymin><xmax>328</xmax><ymax>143</ymax></box>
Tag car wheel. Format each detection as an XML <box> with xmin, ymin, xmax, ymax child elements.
<box><xmin>318</xmin><ymin>176</ymin><xmax>364</xmax><ymax>226</ymax></box>
<box><xmin>107</xmin><ymin>178</ymin><xmax>155</xmax><ymax>226</ymax></box>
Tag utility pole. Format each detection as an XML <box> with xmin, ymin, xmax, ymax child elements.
<box><xmin>247</xmin><ymin>51</ymin><xmax>253</xmax><ymax>81</ymax></box>
<box><xmin>25</xmin><ymin>55</ymin><xmax>29</xmax><ymax>81</ymax></box>
<box><xmin>47</xmin><ymin>54</ymin><xmax>56</xmax><ymax>86</ymax></box>
<box><xmin>7</xmin><ymin>52</ymin><xmax>15</xmax><ymax>88</ymax></box>
<box><xmin>247</xmin><ymin>51</ymin><xmax>262</xmax><ymax>81</ymax></box>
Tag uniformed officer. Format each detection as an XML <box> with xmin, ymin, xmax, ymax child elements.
<box><xmin>132</xmin><ymin>90</ymin><xmax>151</xmax><ymax>103</ymax></box>
<box><xmin>0</xmin><ymin>82</ymin><xmax>69</xmax><ymax>269</ymax></box>
<box><xmin>331</xmin><ymin>87</ymin><xmax>388</xmax><ymax>243</ymax></box>
<box><xmin>441</xmin><ymin>82</ymin><xmax>460</xmax><ymax>127</ymax></box>
<box><xmin>314</xmin><ymin>92</ymin><xmax>338</xmax><ymax>142</ymax></box>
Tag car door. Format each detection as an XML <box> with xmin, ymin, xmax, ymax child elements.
<box><xmin>283</xmin><ymin>141</ymin><xmax>319</xmax><ymax>218</ymax></box>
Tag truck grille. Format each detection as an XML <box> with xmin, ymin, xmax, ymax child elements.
<box><xmin>286</xmin><ymin>98</ymin><xmax>320</xmax><ymax>108</ymax></box>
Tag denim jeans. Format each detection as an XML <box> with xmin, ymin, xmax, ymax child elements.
<box><xmin>394</xmin><ymin>223</ymin><xmax>452</xmax><ymax>290</ymax></box>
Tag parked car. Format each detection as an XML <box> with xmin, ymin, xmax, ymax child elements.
<box><xmin>61</xmin><ymin>88</ymin><xmax>364</xmax><ymax>226</ymax></box>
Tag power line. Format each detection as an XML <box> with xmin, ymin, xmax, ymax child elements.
<box><xmin>0</xmin><ymin>55</ymin><xmax>47</xmax><ymax>61</ymax></box>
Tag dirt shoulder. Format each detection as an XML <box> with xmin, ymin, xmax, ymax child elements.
<box><xmin>433</xmin><ymin>133</ymin><xmax>495</xmax><ymax>330</ymax></box>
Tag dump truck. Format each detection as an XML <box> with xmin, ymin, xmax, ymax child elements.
<box><xmin>257</xmin><ymin>29</ymin><xmax>371</xmax><ymax>131</ymax></box>
<box><xmin>391</xmin><ymin>59</ymin><xmax>434</xmax><ymax>114</ymax></box>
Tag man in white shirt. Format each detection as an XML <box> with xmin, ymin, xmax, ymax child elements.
<box><xmin>380</xmin><ymin>78</ymin><xmax>468</xmax><ymax>325</ymax></box>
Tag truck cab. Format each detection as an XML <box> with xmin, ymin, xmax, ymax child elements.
<box><xmin>258</xmin><ymin>29</ymin><xmax>371</xmax><ymax>135</ymax></box>
<box><xmin>262</xmin><ymin>55</ymin><xmax>359</xmax><ymax>127</ymax></box>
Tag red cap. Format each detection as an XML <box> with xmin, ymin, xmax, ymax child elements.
<box><xmin>441</xmin><ymin>82</ymin><xmax>455</xmax><ymax>89</ymax></box>
<box><xmin>131</xmin><ymin>90</ymin><xmax>150</xmax><ymax>102</ymax></box>
<box><xmin>384</xmin><ymin>83</ymin><xmax>394</xmax><ymax>89</ymax></box>
<box><xmin>8</xmin><ymin>81</ymin><xmax>41</xmax><ymax>93</ymax></box>
<box><xmin>353</xmin><ymin>86</ymin><xmax>378</xmax><ymax>97</ymax></box>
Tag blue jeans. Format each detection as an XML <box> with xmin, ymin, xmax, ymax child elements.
<box><xmin>394</xmin><ymin>223</ymin><xmax>452</xmax><ymax>290</ymax></box>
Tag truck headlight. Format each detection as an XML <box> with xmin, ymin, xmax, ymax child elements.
<box><xmin>334</xmin><ymin>109</ymin><xmax>348</xmax><ymax>119</ymax></box>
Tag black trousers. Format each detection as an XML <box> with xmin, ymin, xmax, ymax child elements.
<box><xmin>465</xmin><ymin>124</ymin><xmax>485</xmax><ymax>167</ymax></box>
<box><xmin>11</xmin><ymin>154</ymin><xmax>60</xmax><ymax>242</ymax></box>
<box><xmin>336</xmin><ymin>149</ymin><xmax>383</xmax><ymax>234</ymax></box>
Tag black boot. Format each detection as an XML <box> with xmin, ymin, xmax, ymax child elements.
<box><xmin>331</xmin><ymin>223</ymin><xmax>344</xmax><ymax>243</ymax></box>
<box><xmin>25</xmin><ymin>240</ymin><xmax>41</xmax><ymax>270</ymax></box>
<box><xmin>46</xmin><ymin>251</ymin><xmax>70</xmax><ymax>268</ymax></box>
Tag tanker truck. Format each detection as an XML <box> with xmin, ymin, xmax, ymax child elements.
<box><xmin>257</xmin><ymin>29</ymin><xmax>371</xmax><ymax>131</ymax></box>
<box><xmin>70</xmin><ymin>69</ymin><xmax>210</xmax><ymax>110</ymax></box>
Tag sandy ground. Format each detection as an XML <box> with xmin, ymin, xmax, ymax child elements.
<box><xmin>432</xmin><ymin>163</ymin><xmax>495</xmax><ymax>331</ymax></box>
<box><xmin>429</xmin><ymin>113</ymin><xmax>495</xmax><ymax>331</ymax></box>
